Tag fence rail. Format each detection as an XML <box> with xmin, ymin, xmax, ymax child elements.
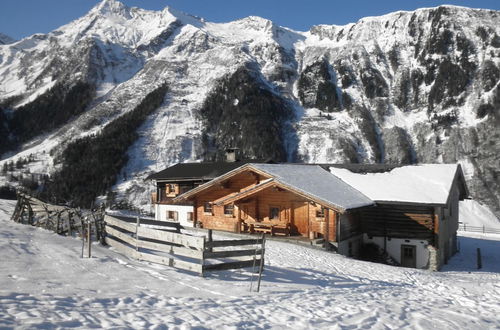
<box><xmin>104</xmin><ymin>214</ymin><xmax>265</xmax><ymax>276</ymax></box>
<box><xmin>458</xmin><ymin>224</ymin><xmax>500</xmax><ymax>235</ymax></box>
<box><xmin>11</xmin><ymin>192</ymin><xmax>104</xmax><ymax>240</ymax></box>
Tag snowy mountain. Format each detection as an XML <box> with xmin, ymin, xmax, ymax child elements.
<box><xmin>0</xmin><ymin>33</ymin><xmax>15</xmax><ymax>45</ymax></box>
<box><xmin>0</xmin><ymin>0</ymin><xmax>499</xmax><ymax>215</ymax></box>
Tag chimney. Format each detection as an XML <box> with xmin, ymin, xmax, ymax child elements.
<box><xmin>225</xmin><ymin>148</ymin><xmax>239</xmax><ymax>162</ymax></box>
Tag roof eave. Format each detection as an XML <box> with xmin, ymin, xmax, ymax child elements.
<box><xmin>172</xmin><ymin>163</ymin><xmax>256</xmax><ymax>203</ymax></box>
<box><xmin>375</xmin><ymin>200</ymin><xmax>446</xmax><ymax>207</ymax></box>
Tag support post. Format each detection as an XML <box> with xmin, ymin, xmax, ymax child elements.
<box><xmin>87</xmin><ymin>222</ymin><xmax>91</xmax><ymax>258</ymax></box>
<box><xmin>324</xmin><ymin>208</ymin><xmax>330</xmax><ymax>251</ymax></box>
<box><xmin>237</xmin><ymin>205</ymin><xmax>241</xmax><ymax>234</ymax></box>
<box><xmin>81</xmin><ymin>224</ymin><xmax>85</xmax><ymax>258</ymax></box>
<box><xmin>200</xmin><ymin>238</ymin><xmax>205</xmax><ymax>277</ymax></box>
<box><xmin>135</xmin><ymin>216</ymin><xmax>140</xmax><ymax>251</ymax></box>
<box><xmin>256</xmin><ymin>233</ymin><xmax>266</xmax><ymax>293</ymax></box>
<box><xmin>207</xmin><ymin>229</ymin><xmax>213</xmax><ymax>252</ymax></box>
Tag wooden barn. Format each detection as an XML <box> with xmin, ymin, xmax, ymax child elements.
<box><xmin>330</xmin><ymin>164</ymin><xmax>468</xmax><ymax>270</ymax></box>
<box><xmin>173</xmin><ymin>163</ymin><xmax>375</xmax><ymax>254</ymax></box>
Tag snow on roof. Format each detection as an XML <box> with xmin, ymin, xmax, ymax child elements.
<box><xmin>329</xmin><ymin>164</ymin><xmax>460</xmax><ymax>205</ymax></box>
<box><xmin>250</xmin><ymin>163</ymin><xmax>374</xmax><ymax>211</ymax></box>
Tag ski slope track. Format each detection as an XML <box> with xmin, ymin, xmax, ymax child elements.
<box><xmin>0</xmin><ymin>200</ymin><xmax>499</xmax><ymax>328</ymax></box>
<box><xmin>0</xmin><ymin>0</ymin><xmax>499</xmax><ymax>215</ymax></box>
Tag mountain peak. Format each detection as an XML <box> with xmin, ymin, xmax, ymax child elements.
<box><xmin>91</xmin><ymin>0</ymin><xmax>131</xmax><ymax>18</ymax></box>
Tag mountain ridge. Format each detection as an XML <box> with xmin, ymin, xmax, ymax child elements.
<box><xmin>0</xmin><ymin>1</ymin><xmax>499</xmax><ymax>215</ymax></box>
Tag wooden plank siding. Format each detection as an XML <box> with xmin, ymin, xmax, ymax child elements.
<box><xmin>360</xmin><ymin>204</ymin><xmax>435</xmax><ymax>242</ymax></box>
<box><xmin>308</xmin><ymin>204</ymin><xmax>337</xmax><ymax>241</ymax></box>
<box><xmin>188</xmin><ymin>169</ymin><xmax>371</xmax><ymax>242</ymax></box>
<box><xmin>195</xmin><ymin>181</ymin><xmax>345</xmax><ymax>241</ymax></box>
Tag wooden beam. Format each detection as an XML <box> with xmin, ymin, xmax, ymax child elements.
<box><xmin>104</xmin><ymin>215</ymin><xmax>137</xmax><ymax>233</ymax></box>
<box><xmin>206</xmin><ymin>238</ymin><xmax>263</xmax><ymax>248</ymax></box>
<box><xmin>137</xmin><ymin>226</ymin><xmax>205</xmax><ymax>249</ymax></box>
<box><xmin>136</xmin><ymin>252</ymin><xmax>203</xmax><ymax>273</ymax></box>
<box><xmin>203</xmin><ymin>259</ymin><xmax>260</xmax><ymax>272</ymax></box>
<box><xmin>105</xmin><ymin>237</ymin><xmax>138</xmax><ymax>258</ymax></box>
<box><xmin>204</xmin><ymin>249</ymin><xmax>262</xmax><ymax>259</ymax></box>
<box><xmin>105</xmin><ymin>225</ymin><xmax>136</xmax><ymax>246</ymax></box>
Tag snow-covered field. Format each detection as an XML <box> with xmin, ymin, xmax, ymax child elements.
<box><xmin>0</xmin><ymin>199</ymin><xmax>499</xmax><ymax>329</ymax></box>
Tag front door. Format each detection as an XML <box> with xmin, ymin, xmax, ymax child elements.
<box><xmin>292</xmin><ymin>202</ymin><xmax>309</xmax><ymax>236</ymax></box>
<box><xmin>401</xmin><ymin>245</ymin><xmax>417</xmax><ymax>268</ymax></box>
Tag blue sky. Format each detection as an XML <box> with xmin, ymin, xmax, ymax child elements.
<box><xmin>1</xmin><ymin>0</ymin><xmax>499</xmax><ymax>40</ymax></box>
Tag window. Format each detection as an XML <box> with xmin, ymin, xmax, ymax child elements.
<box><xmin>269</xmin><ymin>207</ymin><xmax>280</xmax><ymax>220</ymax></box>
<box><xmin>167</xmin><ymin>210</ymin><xmax>178</xmax><ymax>221</ymax></box>
<box><xmin>166</xmin><ymin>184</ymin><xmax>177</xmax><ymax>195</ymax></box>
<box><xmin>316</xmin><ymin>206</ymin><xmax>325</xmax><ymax>218</ymax></box>
<box><xmin>224</xmin><ymin>204</ymin><xmax>234</xmax><ymax>216</ymax></box>
<box><xmin>204</xmin><ymin>202</ymin><xmax>213</xmax><ymax>214</ymax></box>
<box><xmin>187</xmin><ymin>212</ymin><xmax>193</xmax><ymax>222</ymax></box>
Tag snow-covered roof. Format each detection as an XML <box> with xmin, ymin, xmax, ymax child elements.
<box><xmin>329</xmin><ymin>164</ymin><xmax>462</xmax><ymax>205</ymax></box>
<box><xmin>250</xmin><ymin>163</ymin><xmax>374</xmax><ymax>211</ymax></box>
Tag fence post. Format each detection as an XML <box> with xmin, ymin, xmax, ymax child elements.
<box><xmin>87</xmin><ymin>221</ymin><xmax>91</xmax><ymax>258</ymax></box>
<box><xmin>256</xmin><ymin>233</ymin><xmax>266</xmax><ymax>293</ymax></box>
<box><xmin>200</xmin><ymin>237</ymin><xmax>205</xmax><ymax>277</ymax></box>
<box><xmin>483</xmin><ymin>225</ymin><xmax>485</xmax><ymax>234</ymax></box>
<box><xmin>135</xmin><ymin>216</ymin><xmax>140</xmax><ymax>252</ymax></box>
<box><xmin>249</xmin><ymin>236</ymin><xmax>260</xmax><ymax>292</ymax></box>
<box><xmin>81</xmin><ymin>223</ymin><xmax>85</xmax><ymax>258</ymax></box>
<box><xmin>207</xmin><ymin>229</ymin><xmax>213</xmax><ymax>253</ymax></box>
<box><xmin>477</xmin><ymin>248</ymin><xmax>482</xmax><ymax>269</ymax></box>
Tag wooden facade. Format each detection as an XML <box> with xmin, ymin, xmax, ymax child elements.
<box><xmin>153</xmin><ymin>182</ymin><xmax>196</xmax><ymax>204</ymax></box>
<box><xmin>182</xmin><ymin>169</ymin><xmax>360</xmax><ymax>241</ymax></box>
<box><xmin>153</xmin><ymin>162</ymin><xmax>467</xmax><ymax>270</ymax></box>
<box><xmin>360</xmin><ymin>204</ymin><xmax>436</xmax><ymax>243</ymax></box>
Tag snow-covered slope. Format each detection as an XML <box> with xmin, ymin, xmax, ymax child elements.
<box><xmin>460</xmin><ymin>199</ymin><xmax>500</xmax><ymax>228</ymax></box>
<box><xmin>0</xmin><ymin>0</ymin><xmax>499</xmax><ymax>215</ymax></box>
<box><xmin>1</xmin><ymin>199</ymin><xmax>499</xmax><ymax>328</ymax></box>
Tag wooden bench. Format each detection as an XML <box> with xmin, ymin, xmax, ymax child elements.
<box><xmin>246</xmin><ymin>222</ymin><xmax>290</xmax><ymax>236</ymax></box>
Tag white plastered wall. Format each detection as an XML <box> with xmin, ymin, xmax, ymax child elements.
<box><xmin>363</xmin><ymin>234</ymin><xmax>431</xmax><ymax>269</ymax></box>
<box><xmin>155</xmin><ymin>204</ymin><xmax>195</xmax><ymax>228</ymax></box>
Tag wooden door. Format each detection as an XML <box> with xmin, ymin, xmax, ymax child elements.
<box><xmin>292</xmin><ymin>202</ymin><xmax>309</xmax><ymax>236</ymax></box>
<box><xmin>401</xmin><ymin>245</ymin><xmax>417</xmax><ymax>268</ymax></box>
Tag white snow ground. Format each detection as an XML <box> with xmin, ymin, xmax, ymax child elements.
<box><xmin>0</xmin><ymin>199</ymin><xmax>499</xmax><ymax>329</ymax></box>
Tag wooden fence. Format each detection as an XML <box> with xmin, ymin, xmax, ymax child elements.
<box><xmin>458</xmin><ymin>223</ymin><xmax>500</xmax><ymax>235</ymax></box>
<box><xmin>11</xmin><ymin>192</ymin><xmax>105</xmax><ymax>240</ymax></box>
<box><xmin>104</xmin><ymin>214</ymin><xmax>265</xmax><ymax>276</ymax></box>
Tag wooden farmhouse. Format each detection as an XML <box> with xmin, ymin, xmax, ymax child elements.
<box><xmin>149</xmin><ymin>161</ymin><xmax>468</xmax><ymax>271</ymax></box>
<box><xmin>173</xmin><ymin>163</ymin><xmax>375</xmax><ymax>255</ymax></box>
<box><xmin>147</xmin><ymin>159</ymin><xmax>271</xmax><ymax>227</ymax></box>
